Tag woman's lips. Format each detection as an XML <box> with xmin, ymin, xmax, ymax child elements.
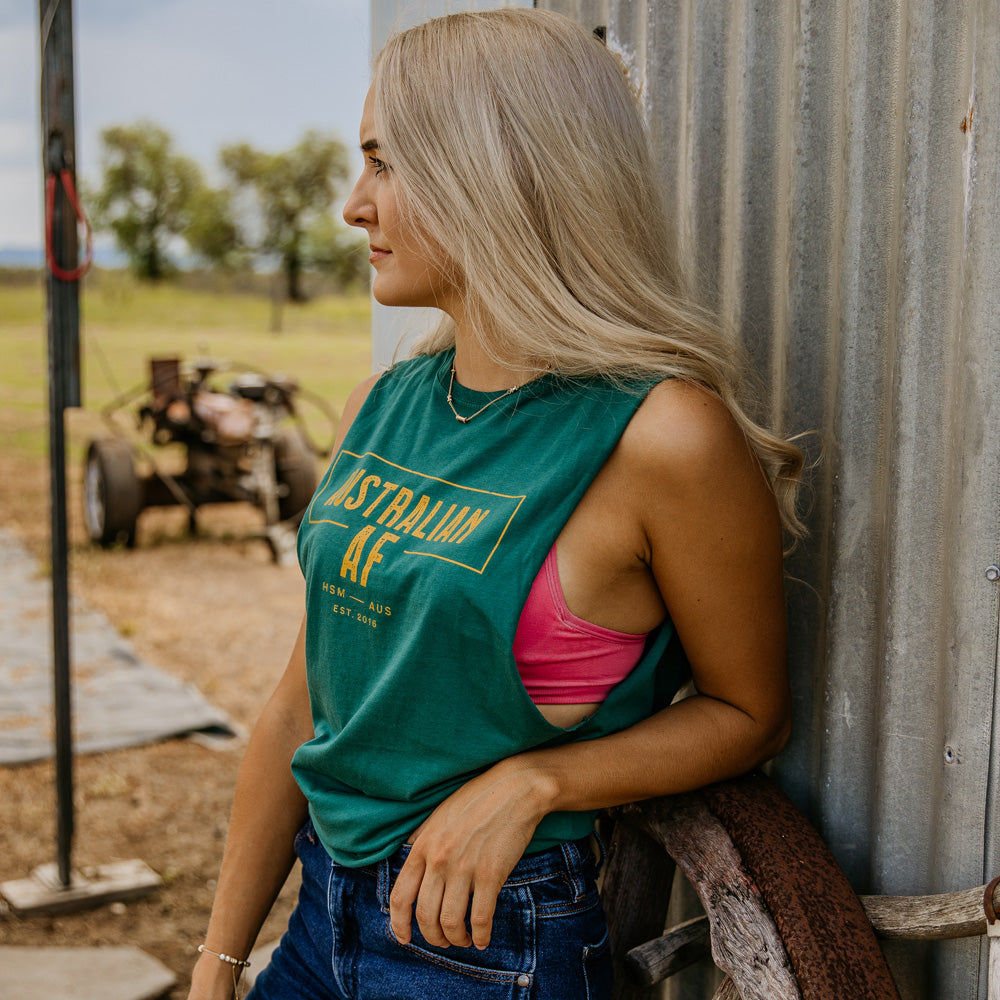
<box><xmin>369</xmin><ymin>245</ymin><xmax>391</xmax><ymax>263</ymax></box>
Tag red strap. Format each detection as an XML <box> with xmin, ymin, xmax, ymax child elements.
<box><xmin>45</xmin><ymin>168</ymin><xmax>93</xmax><ymax>281</ymax></box>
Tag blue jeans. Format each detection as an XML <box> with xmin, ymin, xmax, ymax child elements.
<box><xmin>248</xmin><ymin>820</ymin><xmax>613</xmax><ymax>1000</ymax></box>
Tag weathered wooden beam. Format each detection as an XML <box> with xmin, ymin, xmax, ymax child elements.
<box><xmin>625</xmin><ymin>795</ymin><xmax>802</xmax><ymax>1000</ymax></box>
<box><xmin>859</xmin><ymin>883</ymin><xmax>997</xmax><ymax>940</ymax></box>
<box><xmin>711</xmin><ymin>977</ymin><xmax>741</xmax><ymax>1000</ymax></box>
<box><xmin>606</xmin><ymin>776</ymin><xmax>999</xmax><ymax>998</ymax></box>
<box><xmin>625</xmin><ymin>882</ymin><xmax>999</xmax><ymax>989</ymax></box>
<box><xmin>613</xmin><ymin>772</ymin><xmax>902</xmax><ymax>999</ymax></box>
<box><xmin>600</xmin><ymin>816</ymin><xmax>677</xmax><ymax>1000</ymax></box>
<box><xmin>699</xmin><ymin>773</ymin><xmax>900</xmax><ymax>999</ymax></box>
<box><xmin>625</xmin><ymin>915</ymin><xmax>710</xmax><ymax>986</ymax></box>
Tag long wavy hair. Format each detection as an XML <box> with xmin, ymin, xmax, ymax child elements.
<box><xmin>371</xmin><ymin>8</ymin><xmax>804</xmax><ymax>535</ymax></box>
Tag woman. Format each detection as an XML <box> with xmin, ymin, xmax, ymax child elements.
<box><xmin>188</xmin><ymin>10</ymin><xmax>803</xmax><ymax>1000</ymax></box>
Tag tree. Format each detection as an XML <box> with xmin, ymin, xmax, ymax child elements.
<box><xmin>221</xmin><ymin>130</ymin><xmax>349</xmax><ymax>301</ymax></box>
<box><xmin>91</xmin><ymin>121</ymin><xmax>203</xmax><ymax>280</ymax></box>
<box><xmin>184</xmin><ymin>186</ymin><xmax>245</xmax><ymax>271</ymax></box>
<box><xmin>304</xmin><ymin>214</ymin><xmax>370</xmax><ymax>292</ymax></box>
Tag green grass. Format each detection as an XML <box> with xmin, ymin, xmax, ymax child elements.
<box><xmin>0</xmin><ymin>270</ymin><xmax>372</xmax><ymax>463</ymax></box>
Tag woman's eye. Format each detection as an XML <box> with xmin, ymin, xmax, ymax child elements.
<box><xmin>368</xmin><ymin>155</ymin><xmax>389</xmax><ymax>177</ymax></box>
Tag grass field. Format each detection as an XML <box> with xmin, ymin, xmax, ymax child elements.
<box><xmin>0</xmin><ymin>270</ymin><xmax>372</xmax><ymax>464</ymax></box>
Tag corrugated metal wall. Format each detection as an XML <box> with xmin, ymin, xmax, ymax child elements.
<box><xmin>542</xmin><ymin>4</ymin><xmax>1000</xmax><ymax>997</ymax></box>
<box><xmin>370</xmin><ymin>1</ymin><xmax>1000</xmax><ymax>997</ymax></box>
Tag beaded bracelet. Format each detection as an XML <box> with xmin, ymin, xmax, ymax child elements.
<box><xmin>198</xmin><ymin>945</ymin><xmax>251</xmax><ymax>968</ymax></box>
<box><xmin>197</xmin><ymin>945</ymin><xmax>250</xmax><ymax>1000</ymax></box>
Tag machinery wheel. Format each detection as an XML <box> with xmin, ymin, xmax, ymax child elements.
<box><xmin>83</xmin><ymin>438</ymin><xmax>142</xmax><ymax>547</ymax></box>
<box><xmin>274</xmin><ymin>428</ymin><xmax>318</xmax><ymax>523</ymax></box>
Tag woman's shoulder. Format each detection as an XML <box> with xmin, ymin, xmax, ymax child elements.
<box><xmin>332</xmin><ymin>372</ymin><xmax>383</xmax><ymax>453</ymax></box>
<box><xmin>608</xmin><ymin>379</ymin><xmax>781</xmax><ymax>552</ymax></box>
<box><xmin>618</xmin><ymin>379</ymin><xmax>760</xmax><ymax>492</ymax></box>
<box><xmin>334</xmin><ymin>352</ymin><xmax>450</xmax><ymax>450</ymax></box>
<box><xmin>345</xmin><ymin>370</ymin><xmax>383</xmax><ymax>407</ymax></box>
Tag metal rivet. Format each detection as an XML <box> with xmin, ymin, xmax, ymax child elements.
<box><xmin>986</xmin><ymin>565</ymin><xmax>1000</xmax><ymax>582</ymax></box>
<box><xmin>517</xmin><ymin>973</ymin><xmax>531</xmax><ymax>988</ymax></box>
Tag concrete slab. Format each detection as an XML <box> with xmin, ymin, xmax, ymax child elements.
<box><xmin>0</xmin><ymin>945</ymin><xmax>175</xmax><ymax>1000</ymax></box>
<box><xmin>1</xmin><ymin>859</ymin><xmax>161</xmax><ymax>916</ymax></box>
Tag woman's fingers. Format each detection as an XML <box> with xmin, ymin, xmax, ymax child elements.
<box><xmin>391</xmin><ymin>851</ymin><xmax>478</xmax><ymax>949</ymax></box>
<box><xmin>390</xmin><ymin>846</ymin><xmax>498</xmax><ymax>949</ymax></box>
<box><xmin>387</xmin><ymin>760</ymin><xmax>547</xmax><ymax>952</ymax></box>
<box><xmin>411</xmin><ymin>871</ymin><xmax>451</xmax><ymax>948</ymax></box>
<box><xmin>438</xmin><ymin>879</ymin><xmax>474</xmax><ymax>948</ymax></box>
<box><xmin>469</xmin><ymin>882</ymin><xmax>500</xmax><ymax>950</ymax></box>
<box><xmin>389</xmin><ymin>853</ymin><xmax>426</xmax><ymax>945</ymax></box>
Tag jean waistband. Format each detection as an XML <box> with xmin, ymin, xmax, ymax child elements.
<box><xmin>301</xmin><ymin>816</ymin><xmax>604</xmax><ymax>887</ymax></box>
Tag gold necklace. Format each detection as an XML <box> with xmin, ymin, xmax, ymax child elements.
<box><xmin>446</xmin><ymin>364</ymin><xmax>523</xmax><ymax>423</ymax></box>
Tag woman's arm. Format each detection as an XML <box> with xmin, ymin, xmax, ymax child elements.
<box><xmin>188</xmin><ymin>374</ymin><xmax>381</xmax><ymax>1000</ymax></box>
<box><xmin>389</xmin><ymin>380</ymin><xmax>792</xmax><ymax>951</ymax></box>
<box><xmin>187</xmin><ymin>618</ymin><xmax>313</xmax><ymax>1000</ymax></box>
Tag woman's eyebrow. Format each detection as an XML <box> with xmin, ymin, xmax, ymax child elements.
<box><xmin>361</xmin><ymin>139</ymin><xmax>380</xmax><ymax>153</ymax></box>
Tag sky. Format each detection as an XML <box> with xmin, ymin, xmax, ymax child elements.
<box><xmin>0</xmin><ymin>0</ymin><xmax>371</xmax><ymax>250</ymax></box>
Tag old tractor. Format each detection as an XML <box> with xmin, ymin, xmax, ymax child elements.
<box><xmin>83</xmin><ymin>356</ymin><xmax>334</xmax><ymax>560</ymax></box>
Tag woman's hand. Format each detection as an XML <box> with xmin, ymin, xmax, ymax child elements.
<box><xmin>389</xmin><ymin>756</ymin><xmax>556</xmax><ymax>951</ymax></box>
<box><xmin>186</xmin><ymin>951</ymin><xmax>246</xmax><ymax>1000</ymax></box>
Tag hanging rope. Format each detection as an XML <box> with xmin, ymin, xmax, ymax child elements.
<box><xmin>45</xmin><ymin>167</ymin><xmax>93</xmax><ymax>281</ymax></box>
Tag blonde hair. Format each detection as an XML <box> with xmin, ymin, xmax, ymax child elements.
<box><xmin>372</xmin><ymin>8</ymin><xmax>804</xmax><ymax>535</ymax></box>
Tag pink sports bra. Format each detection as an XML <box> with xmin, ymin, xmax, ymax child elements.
<box><xmin>513</xmin><ymin>544</ymin><xmax>649</xmax><ymax>704</ymax></box>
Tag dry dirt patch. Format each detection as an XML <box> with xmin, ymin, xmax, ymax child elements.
<box><xmin>0</xmin><ymin>451</ymin><xmax>306</xmax><ymax>997</ymax></box>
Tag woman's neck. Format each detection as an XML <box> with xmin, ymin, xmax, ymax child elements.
<box><xmin>452</xmin><ymin>328</ymin><xmax>539</xmax><ymax>392</ymax></box>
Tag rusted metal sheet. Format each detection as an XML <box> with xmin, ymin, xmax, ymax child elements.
<box><xmin>369</xmin><ymin>1</ymin><xmax>1000</xmax><ymax>996</ymax></box>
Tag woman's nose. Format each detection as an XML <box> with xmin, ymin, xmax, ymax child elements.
<box><xmin>343</xmin><ymin>175</ymin><xmax>374</xmax><ymax>229</ymax></box>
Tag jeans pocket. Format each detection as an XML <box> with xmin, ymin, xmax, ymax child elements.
<box><xmin>523</xmin><ymin>882</ymin><xmax>611</xmax><ymax>1000</ymax></box>
<box><xmin>382</xmin><ymin>883</ymin><xmax>535</xmax><ymax>989</ymax></box>
<box><xmin>529</xmin><ymin>868</ymin><xmax>603</xmax><ymax>919</ymax></box>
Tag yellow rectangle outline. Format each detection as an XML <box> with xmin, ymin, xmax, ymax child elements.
<box><xmin>307</xmin><ymin>450</ymin><xmax>526</xmax><ymax>575</ymax></box>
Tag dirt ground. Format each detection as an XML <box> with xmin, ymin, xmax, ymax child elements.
<box><xmin>0</xmin><ymin>451</ymin><xmax>308</xmax><ymax>997</ymax></box>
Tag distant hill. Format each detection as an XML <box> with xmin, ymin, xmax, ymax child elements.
<box><xmin>0</xmin><ymin>248</ymin><xmax>44</xmax><ymax>268</ymax></box>
<box><xmin>0</xmin><ymin>246</ymin><xmax>128</xmax><ymax>269</ymax></box>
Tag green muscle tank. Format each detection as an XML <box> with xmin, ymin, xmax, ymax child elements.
<box><xmin>292</xmin><ymin>350</ymin><xmax>686</xmax><ymax>866</ymax></box>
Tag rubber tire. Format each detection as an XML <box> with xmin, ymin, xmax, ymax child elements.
<box><xmin>274</xmin><ymin>428</ymin><xmax>318</xmax><ymax>523</ymax></box>
<box><xmin>83</xmin><ymin>438</ymin><xmax>142</xmax><ymax>547</ymax></box>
